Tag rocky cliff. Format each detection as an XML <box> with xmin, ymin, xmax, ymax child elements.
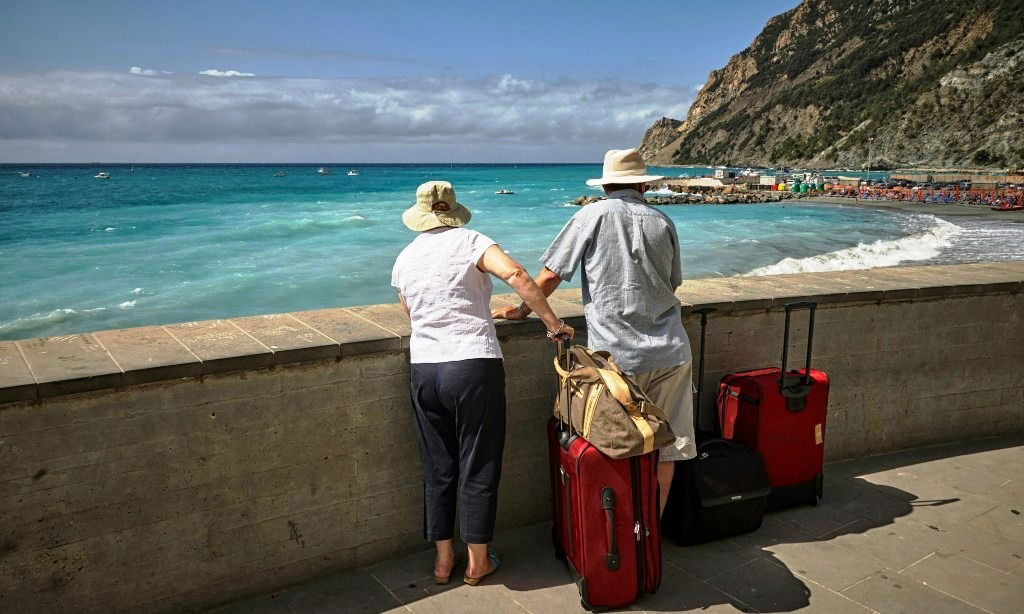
<box><xmin>640</xmin><ymin>0</ymin><xmax>1024</xmax><ymax>169</ymax></box>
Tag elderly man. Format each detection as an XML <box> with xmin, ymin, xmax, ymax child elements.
<box><xmin>494</xmin><ymin>148</ymin><xmax>695</xmax><ymax>514</ymax></box>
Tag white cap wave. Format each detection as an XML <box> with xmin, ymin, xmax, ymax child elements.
<box><xmin>744</xmin><ymin>217</ymin><xmax>962</xmax><ymax>275</ymax></box>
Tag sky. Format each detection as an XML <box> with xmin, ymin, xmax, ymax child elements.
<box><xmin>0</xmin><ymin>0</ymin><xmax>799</xmax><ymax>162</ymax></box>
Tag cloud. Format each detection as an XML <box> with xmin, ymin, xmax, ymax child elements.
<box><xmin>129</xmin><ymin>66</ymin><xmax>158</xmax><ymax>76</ymax></box>
<box><xmin>0</xmin><ymin>70</ymin><xmax>695</xmax><ymax>160</ymax></box>
<box><xmin>199</xmin><ymin>69</ymin><xmax>256</xmax><ymax>77</ymax></box>
<box><xmin>209</xmin><ymin>45</ymin><xmax>423</xmax><ymax>65</ymax></box>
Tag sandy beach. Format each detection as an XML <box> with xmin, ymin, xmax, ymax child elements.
<box><xmin>808</xmin><ymin>195</ymin><xmax>1024</xmax><ymax>223</ymax></box>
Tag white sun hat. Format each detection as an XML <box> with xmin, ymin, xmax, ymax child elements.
<box><xmin>402</xmin><ymin>180</ymin><xmax>473</xmax><ymax>232</ymax></box>
<box><xmin>586</xmin><ymin>148</ymin><xmax>664</xmax><ymax>186</ymax></box>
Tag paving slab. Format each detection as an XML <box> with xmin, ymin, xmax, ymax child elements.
<box><xmin>164</xmin><ymin>319</ymin><xmax>274</xmax><ymax>374</ymax></box>
<box><xmin>662</xmin><ymin>532</ymin><xmax>766</xmax><ymax>581</ymax></box>
<box><xmin>857</xmin><ymin>468</ymin><xmax>1001</xmax><ymax>530</ymax></box>
<box><xmin>231</xmin><ymin>313</ymin><xmax>339</xmax><ymax>364</ymax></box>
<box><xmin>290</xmin><ymin>307</ymin><xmax>401</xmax><ymax>356</ymax></box>
<box><xmin>627</xmin><ymin>562</ymin><xmax>752</xmax><ymax>613</ymax></box>
<box><xmin>932</xmin><ymin>521</ymin><xmax>1024</xmax><ymax>572</ymax></box>
<box><xmin>705</xmin><ymin>556</ymin><xmax>812</xmax><ymax>612</ymax></box>
<box><xmin>345</xmin><ymin>304</ymin><xmax>412</xmax><ymax>348</ymax></box>
<box><xmin>16</xmin><ymin>333</ymin><xmax>122</xmax><ymax>397</ymax></box>
<box><xmin>0</xmin><ymin>340</ymin><xmax>36</xmax><ymax>402</ymax></box>
<box><xmin>967</xmin><ymin>505</ymin><xmax>1024</xmax><ymax>543</ymax></box>
<box><xmin>766</xmin><ymin>535</ymin><xmax>889</xmax><ymax>592</ymax></box>
<box><xmin>827</xmin><ymin>518</ymin><xmax>946</xmax><ymax>571</ymax></box>
<box><xmin>779</xmin><ymin>575</ymin><xmax>874</xmax><ymax>614</ymax></box>
<box><xmin>900</xmin><ymin>454</ymin><xmax>1018</xmax><ymax>495</ymax></box>
<box><xmin>841</xmin><ymin>569</ymin><xmax>986</xmax><ymax>614</ymax></box>
<box><xmin>984</xmin><ymin>478</ymin><xmax>1024</xmax><ymax>507</ymax></box>
<box><xmin>903</xmin><ymin>551</ymin><xmax>1024</xmax><ymax>614</ymax></box>
<box><xmin>93</xmin><ymin>325</ymin><xmax>201</xmax><ymax>385</ymax></box>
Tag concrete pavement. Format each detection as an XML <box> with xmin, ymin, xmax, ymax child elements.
<box><xmin>209</xmin><ymin>436</ymin><xmax>1024</xmax><ymax>613</ymax></box>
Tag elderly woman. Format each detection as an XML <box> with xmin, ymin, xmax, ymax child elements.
<box><xmin>392</xmin><ymin>181</ymin><xmax>574</xmax><ymax>586</ymax></box>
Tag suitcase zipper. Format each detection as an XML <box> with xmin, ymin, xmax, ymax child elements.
<box><xmin>560</xmin><ymin>466</ymin><xmax>573</xmax><ymax>557</ymax></box>
<box><xmin>630</xmin><ymin>458</ymin><xmax>645</xmax><ymax>594</ymax></box>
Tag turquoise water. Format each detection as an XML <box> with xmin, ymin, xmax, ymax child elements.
<box><xmin>1</xmin><ymin>164</ymin><xmax>1019</xmax><ymax>340</ymax></box>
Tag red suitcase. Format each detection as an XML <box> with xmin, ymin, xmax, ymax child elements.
<box><xmin>548</xmin><ymin>418</ymin><xmax>661</xmax><ymax>610</ymax></box>
<box><xmin>717</xmin><ymin>301</ymin><xmax>830</xmax><ymax>510</ymax></box>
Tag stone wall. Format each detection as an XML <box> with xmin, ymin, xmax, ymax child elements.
<box><xmin>1</xmin><ymin>263</ymin><xmax>1022</xmax><ymax>613</ymax></box>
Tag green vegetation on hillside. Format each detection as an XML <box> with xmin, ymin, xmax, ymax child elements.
<box><xmin>650</xmin><ymin>0</ymin><xmax>1024</xmax><ymax>168</ymax></box>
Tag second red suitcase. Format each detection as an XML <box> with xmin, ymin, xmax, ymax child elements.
<box><xmin>718</xmin><ymin>301</ymin><xmax>830</xmax><ymax>510</ymax></box>
<box><xmin>549</xmin><ymin>417</ymin><xmax>661</xmax><ymax>610</ymax></box>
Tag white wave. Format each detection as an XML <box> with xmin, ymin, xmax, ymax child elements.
<box><xmin>129</xmin><ymin>287</ymin><xmax>144</xmax><ymax>294</ymax></box>
<box><xmin>0</xmin><ymin>307</ymin><xmax>102</xmax><ymax>336</ymax></box>
<box><xmin>119</xmin><ymin>300</ymin><xmax>137</xmax><ymax>309</ymax></box>
<box><xmin>744</xmin><ymin>218</ymin><xmax>962</xmax><ymax>275</ymax></box>
<box><xmin>645</xmin><ymin>187</ymin><xmax>679</xmax><ymax>195</ymax></box>
<box><xmin>344</xmin><ymin>214</ymin><xmax>366</xmax><ymax>221</ymax></box>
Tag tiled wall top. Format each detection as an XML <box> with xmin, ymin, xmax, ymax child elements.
<box><xmin>1</xmin><ymin>263</ymin><xmax>1021</xmax><ymax>405</ymax></box>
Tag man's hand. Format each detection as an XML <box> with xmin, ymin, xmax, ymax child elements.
<box><xmin>492</xmin><ymin>305</ymin><xmax>529</xmax><ymax>320</ymax></box>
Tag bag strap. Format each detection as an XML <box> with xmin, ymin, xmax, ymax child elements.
<box><xmin>596</xmin><ymin>368</ymin><xmax>655</xmax><ymax>455</ymax></box>
<box><xmin>569</xmin><ymin>346</ymin><xmax>623</xmax><ymax>374</ymax></box>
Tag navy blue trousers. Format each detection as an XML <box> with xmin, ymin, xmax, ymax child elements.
<box><xmin>410</xmin><ymin>358</ymin><xmax>506</xmax><ymax>543</ymax></box>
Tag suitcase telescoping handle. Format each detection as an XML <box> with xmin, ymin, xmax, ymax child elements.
<box><xmin>692</xmin><ymin>307</ymin><xmax>717</xmax><ymax>436</ymax></box>
<box><xmin>555</xmin><ymin>337</ymin><xmax>576</xmax><ymax>450</ymax></box>
<box><xmin>779</xmin><ymin>301</ymin><xmax>817</xmax><ymax>411</ymax></box>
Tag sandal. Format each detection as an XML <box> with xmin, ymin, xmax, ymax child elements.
<box><xmin>463</xmin><ymin>548</ymin><xmax>501</xmax><ymax>586</ymax></box>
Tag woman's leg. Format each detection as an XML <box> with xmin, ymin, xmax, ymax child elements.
<box><xmin>409</xmin><ymin>363</ymin><xmax>460</xmax><ymax>547</ymax></box>
<box><xmin>437</xmin><ymin>358</ymin><xmax>506</xmax><ymax>576</ymax></box>
<box><xmin>465</xmin><ymin>542</ymin><xmax>494</xmax><ymax>579</ymax></box>
<box><xmin>434</xmin><ymin>538</ymin><xmax>455</xmax><ymax>581</ymax></box>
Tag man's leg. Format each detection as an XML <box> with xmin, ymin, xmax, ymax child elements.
<box><xmin>632</xmin><ymin>362</ymin><xmax>696</xmax><ymax>517</ymax></box>
<box><xmin>657</xmin><ymin>461</ymin><xmax>675</xmax><ymax>515</ymax></box>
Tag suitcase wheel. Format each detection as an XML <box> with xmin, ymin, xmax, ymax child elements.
<box><xmin>810</xmin><ymin>472</ymin><xmax>824</xmax><ymax>506</ymax></box>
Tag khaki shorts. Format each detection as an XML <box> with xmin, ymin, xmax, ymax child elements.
<box><xmin>632</xmin><ymin>363</ymin><xmax>696</xmax><ymax>461</ymax></box>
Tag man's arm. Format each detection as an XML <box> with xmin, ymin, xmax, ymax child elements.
<box><xmin>480</xmin><ymin>249</ymin><xmax>573</xmax><ymax>341</ymax></box>
<box><xmin>492</xmin><ymin>266</ymin><xmax>563</xmax><ymax>320</ymax></box>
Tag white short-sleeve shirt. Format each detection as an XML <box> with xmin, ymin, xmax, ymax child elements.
<box><xmin>391</xmin><ymin>227</ymin><xmax>503</xmax><ymax>364</ymax></box>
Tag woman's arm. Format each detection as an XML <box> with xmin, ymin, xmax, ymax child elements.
<box><xmin>478</xmin><ymin>245</ymin><xmax>574</xmax><ymax>341</ymax></box>
<box><xmin>493</xmin><ymin>266</ymin><xmax>562</xmax><ymax>320</ymax></box>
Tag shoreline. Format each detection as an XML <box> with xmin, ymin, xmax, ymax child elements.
<box><xmin>807</xmin><ymin>195</ymin><xmax>1024</xmax><ymax>223</ymax></box>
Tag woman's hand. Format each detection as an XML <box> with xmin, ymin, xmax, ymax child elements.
<box><xmin>491</xmin><ymin>304</ymin><xmax>529</xmax><ymax>320</ymax></box>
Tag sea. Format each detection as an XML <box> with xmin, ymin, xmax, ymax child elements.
<box><xmin>2</xmin><ymin>163</ymin><xmax>1023</xmax><ymax>341</ymax></box>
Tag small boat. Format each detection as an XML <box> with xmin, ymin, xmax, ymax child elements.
<box><xmin>991</xmin><ymin>204</ymin><xmax>1024</xmax><ymax>211</ymax></box>
<box><xmin>495</xmin><ymin>189</ymin><xmax>514</xmax><ymax>195</ymax></box>
<box><xmin>317</xmin><ymin>167</ymin><xmax>330</xmax><ymax>175</ymax></box>
<box><xmin>347</xmin><ymin>169</ymin><xmax>359</xmax><ymax>176</ymax></box>
<box><xmin>95</xmin><ymin>172</ymin><xmax>110</xmax><ymax>180</ymax></box>
<box><xmin>18</xmin><ymin>171</ymin><xmax>32</xmax><ymax>177</ymax></box>
<box><xmin>274</xmin><ymin>171</ymin><xmax>287</xmax><ymax>177</ymax></box>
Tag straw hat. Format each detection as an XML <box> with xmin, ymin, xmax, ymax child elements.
<box><xmin>586</xmin><ymin>148</ymin><xmax>664</xmax><ymax>186</ymax></box>
<box><xmin>402</xmin><ymin>180</ymin><xmax>472</xmax><ymax>232</ymax></box>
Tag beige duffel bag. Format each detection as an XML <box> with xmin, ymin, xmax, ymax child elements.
<box><xmin>553</xmin><ymin>345</ymin><xmax>676</xmax><ymax>459</ymax></box>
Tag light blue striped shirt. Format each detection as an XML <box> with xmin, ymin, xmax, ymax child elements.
<box><xmin>541</xmin><ymin>189</ymin><xmax>690</xmax><ymax>373</ymax></box>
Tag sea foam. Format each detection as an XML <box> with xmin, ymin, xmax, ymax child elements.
<box><xmin>745</xmin><ymin>217</ymin><xmax>962</xmax><ymax>275</ymax></box>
